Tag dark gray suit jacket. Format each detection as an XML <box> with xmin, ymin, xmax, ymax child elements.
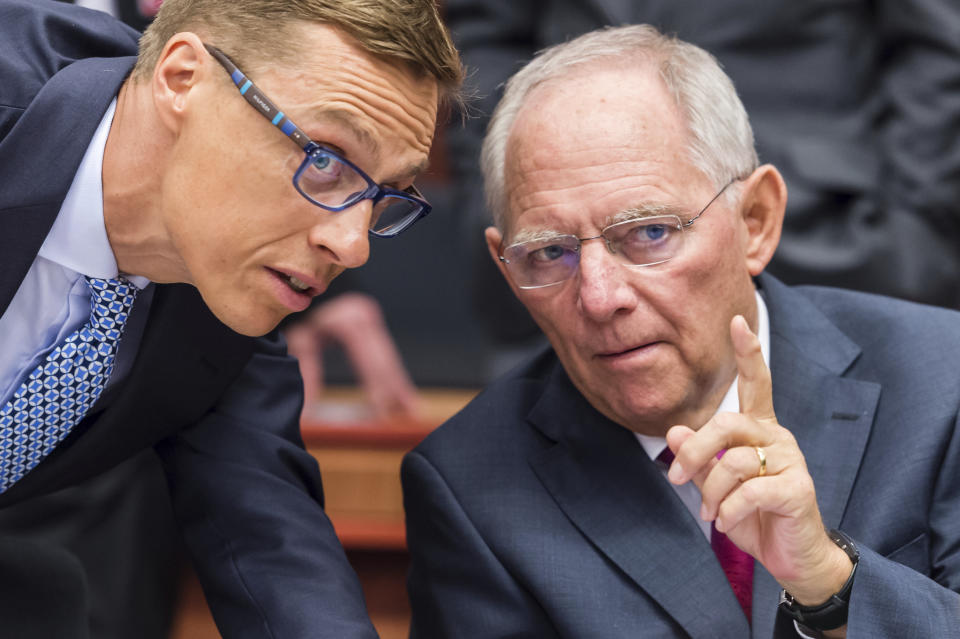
<box><xmin>403</xmin><ymin>274</ymin><xmax>960</xmax><ymax>638</ymax></box>
<box><xmin>0</xmin><ymin>2</ymin><xmax>376</xmax><ymax>637</ymax></box>
<box><xmin>447</xmin><ymin>0</ymin><xmax>960</xmax><ymax>342</ymax></box>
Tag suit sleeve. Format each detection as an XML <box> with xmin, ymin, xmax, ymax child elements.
<box><xmin>839</xmin><ymin>411</ymin><xmax>960</xmax><ymax>638</ymax></box>
<box><xmin>154</xmin><ymin>333</ymin><xmax>378</xmax><ymax>639</ymax></box>
<box><xmin>402</xmin><ymin>449</ymin><xmax>558</xmax><ymax>638</ymax></box>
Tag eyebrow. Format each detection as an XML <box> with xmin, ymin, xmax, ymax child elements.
<box><xmin>603</xmin><ymin>203</ymin><xmax>683</xmax><ymax>228</ymax></box>
<box><xmin>314</xmin><ymin>109</ymin><xmax>381</xmax><ymax>156</ymax></box>
<box><xmin>508</xmin><ymin>199</ymin><xmax>696</xmax><ymax>245</ymax></box>
<box><xmin>508</xmin><ymin>228</ymin><xmax>574</xmax><ymax>245</ymax></box>
<box><xmin>313</xmin><ymin>109</ymin><xmax>431</xmax><ymax>182</ymax></box>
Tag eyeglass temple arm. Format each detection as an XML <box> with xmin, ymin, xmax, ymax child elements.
<box><xmin>682</xmin><ymin>178</ymin><xmax>738</xmax><ymax>228</ymax></box>
<box><xmin>203</xmin><ymin>44</ymin><xmax>314</xmax><ymax>153</ymax></box>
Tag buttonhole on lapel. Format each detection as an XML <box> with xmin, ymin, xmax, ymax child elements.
<box><xmin>831</xmin><ymin>411</ymin><xmax>861</xmax><ymax>421</ymax></box>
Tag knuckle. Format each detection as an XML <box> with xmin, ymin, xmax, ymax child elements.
<box><xmin>713</xmin><ymin>412</ymin><xmax>738</xmax><ymax>434</ymax></box>
<box><xmin>738</xmin><ymin>478</ymin><xmax>761</xmax><ymax>504</ymax></box>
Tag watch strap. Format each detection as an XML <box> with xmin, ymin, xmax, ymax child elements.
<box><xmin>778</xmin><ymin>529</ymin><xmax>859</xmax><ymax>631</ymax></box>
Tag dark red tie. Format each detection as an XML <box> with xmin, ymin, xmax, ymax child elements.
<box><xmin>657</xmin><ymin>447</ymin><xmax>754</xmax><ymax>622</ymax></box>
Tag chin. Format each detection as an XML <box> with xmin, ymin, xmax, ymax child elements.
<box><xmin>214</xmin><ymin>306</ymin><xmax>284</xmax><ymax>337</ymax></box>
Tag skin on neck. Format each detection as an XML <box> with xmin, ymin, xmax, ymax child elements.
<box><xmin>102</xmin><ymin>75</ymin><xmax>190</xmax><ymax>284</ymax></box>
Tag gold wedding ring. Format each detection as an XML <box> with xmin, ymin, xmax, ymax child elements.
<box><xmin>755</xmin><ymin>446</ymin><xmax>767</xmax><ymax>477</ymax></box>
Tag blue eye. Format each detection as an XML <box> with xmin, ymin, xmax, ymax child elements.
<box><xmin>537</xmin><ymin>245</ymin><xmax>567</xmax><ymax>261</ymax></box>
<box><xmin>313</xmin><ymin>154</ymin><xmax>332</xmax><ymax>171</ymax></box>
<box><xmin>643</xmin><ymin>224</ymin><xmax>667</xmax><ymax>241</ymax></box>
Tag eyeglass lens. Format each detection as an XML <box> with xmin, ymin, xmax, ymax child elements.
<box><xmin>503</xmin><ymin>216</ymin><xmax>685</xmax><ymax>288</ymax></box>
<box><xmin>295</xmin><ymin>148</ymin><xmax>424</xmax><ymax>236</ymax></box>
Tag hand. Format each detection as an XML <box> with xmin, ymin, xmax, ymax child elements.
<box><xmin>665</xmin><ymin>315</ymin><xmax>852</xmax><ymax>607</ymax></box>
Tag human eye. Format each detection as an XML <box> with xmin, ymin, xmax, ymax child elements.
<box><xmin>621</xmin><ymin>219</ymin><xmax>676</xmax><ymax>246</ymax></box>
<box><xmin>297</xmin><ymin>148</ymin><xmax>352</xmax><ymax>198</ymax></box>
<box><xmin>609</xmin><ymin>217</ymin><xmax>682</xmax><ymax>265</ymax></box>
<box><xmin>308</xmin><ymin>150</ymin><xmax>342</xmax><ymax>181</ymax></box>
<box><xmin>529</xmin><ymin>242</ymin><xmax>573</xmax><ymax>263</ymax></box>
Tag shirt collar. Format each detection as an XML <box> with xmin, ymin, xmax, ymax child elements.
<box><xmin>37</xmin><ymin>99</ymin><xmax>150</xmax><ymax>289</ymax></box>
<box><xmin>636</xmin><ymin>289</ymin><xmax>771</xmax><ymax>460</ymax></box>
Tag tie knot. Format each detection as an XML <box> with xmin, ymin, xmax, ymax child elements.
<box><xmin>84</xmin><ymin>277</ymin><xmax>139</xmax><ymax>337</ymax></box>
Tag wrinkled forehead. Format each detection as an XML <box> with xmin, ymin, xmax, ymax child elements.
<box><xmin>249</xmin><ymin>23</ymin><xmax>440</xmax><ymax>158</ymax></box>
<box><xmin>501</xmin><ymin>66</ymin><xmax>693</xmax><ymax>235</ymax></box>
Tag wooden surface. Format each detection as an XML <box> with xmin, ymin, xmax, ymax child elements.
<box><xmin>169</xmin><ymin>387</ymin><xmax>477</xmax><ymax>639</ymax></box>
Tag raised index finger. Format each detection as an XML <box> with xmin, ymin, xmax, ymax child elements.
<box><xmin>731</xmin><ymin>314</ymin><xmax>775</xmax><ymax>422</ymax></box>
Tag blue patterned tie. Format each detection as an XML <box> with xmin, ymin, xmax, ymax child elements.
<box><xmin>0</xmin><ymin>276</ymin><xmax>139</xmax><ymax>493</ymax></box>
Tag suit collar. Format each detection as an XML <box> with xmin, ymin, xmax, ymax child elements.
<box><xmin>528</xmin><ymin>364</ymin><xmax>751</xmax><ymax>637</ymax></box>
<box><xmin>526</xmin><ymin>275</ymin><xmax>878</xmax><ymax>637</ymax></box>
<box><xmin>0</xmin><ymin>56</ymin><xmax>135</xmax><ymax>316</ymax></box>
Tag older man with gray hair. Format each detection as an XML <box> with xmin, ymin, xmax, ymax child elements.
<box><xmin>402</xmin><ymin>24</ymin><xmax>960</xmax><ymax>638</ymax></box>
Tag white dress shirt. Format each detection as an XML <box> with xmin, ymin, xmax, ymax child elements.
<box><xmin>0</xmin><ymin>99</ymin><xmax>153</xmax><ymax>406</ymax></box>
<box><xmin>635</xmin><ymin>290</ymin><xmax>771</xmax><ymax>540</ymax></box>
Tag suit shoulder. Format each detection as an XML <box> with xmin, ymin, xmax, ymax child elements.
<box><xmin>413</xmin><ymin>347</ymin><xmax>556</xmax><ymax>463</ymax></box>
<box><xmin>792</xmin><ymin>285</ymin><xmax>960</xmax><ymax>404</ymax></box>
<box><xmin>796</xmin><ymin>285</ymin><xmax>960</xmax><ymax>345</ymax></box>
<box><xmin>0</xmin><ymin>1</ymin><xmax>139</xmax><ymax>132</ymax></box>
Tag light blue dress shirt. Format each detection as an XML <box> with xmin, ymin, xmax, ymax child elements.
<box><xmin>0</xmin><ymin>99</ymin><xmax>153</xmax><ymax>406</ymax></box>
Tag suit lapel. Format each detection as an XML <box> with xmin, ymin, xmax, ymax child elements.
<box><xmin>0</xmin><ymin>284</ymin><xmax>255</xmax><ymax>505</ymax></box>
<box><xmin>750</xmin><ymin>275</ymin><xmax>878</xmax><ymax>637</ymax></box>
<box><xmin>523</xmin><ymin>276</ymin><xmax>878</xmax><ymax>638</ymax></box>
<box><xmin>0</xmin><ymin>57</ymin><xmax>134</xmax><ymax>316</ymax></box>
<box><xmin>528</xmin><ymin>364</ymin><xmax>750</xmax><ymax>638</ymax></box>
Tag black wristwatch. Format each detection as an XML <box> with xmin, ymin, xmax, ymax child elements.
<box><xmin>778</xmin><ymin>529</ymin><xmax>859</xmax><ymax>636</ymax></box>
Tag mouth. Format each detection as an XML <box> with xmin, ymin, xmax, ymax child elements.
<box><xmin>267</xmin><ymin>268</ymin><xmax>322</xmax><ymax>295</ymax></box>
<box><xmin>265</xmin><ymin>267</ymin><xmax>325</xmax><ymax>313</ymax></box>
<box><xmin>597</xmin><ymin>341</ymin><xmax>661</xmax><ymax>359</ymax></box>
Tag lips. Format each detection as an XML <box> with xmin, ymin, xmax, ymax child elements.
<box><xmin>596</xmin><ymin>341</ymin><xmax>661</xmax><ymax>359</ymax></box>
<box><xmin>265</xmin><ymin>267</ymin><xmax>325</xmax><ymax>313</ymax></box>
<box><xmin>267</xmin><ymin>267</ymin><xmax>324</xmax><ymax>297</ymax></box>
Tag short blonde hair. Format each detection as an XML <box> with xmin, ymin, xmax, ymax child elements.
<box><xmin>133</xmin><ymin>0</ymin><xmax>463</xmax><ymax>108</ymax></box>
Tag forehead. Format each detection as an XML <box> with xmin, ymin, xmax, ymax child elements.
<box><xmin>249</xmin><ymin>23</ymin><xmax>439</xmax><ymax>178</ymax></box>
<box><xmin>503</xmin><ymin>65</ymin><xmax>704</xmax><ymax>234</ymax></box>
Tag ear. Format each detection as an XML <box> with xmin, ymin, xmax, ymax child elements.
<box><xmin>152</xmin><ymin>32</ymin><xmax>209</xmax><ymax>134</ymax></box>
<box><xmin>736</xmin><ymin>164</ymin><xmax>786</xmax><ymax>276</ymax></box>
<box><xmin>485</xmin><ymin>225</ymin><xmax>522</xmax><ymax>295</ymax></box>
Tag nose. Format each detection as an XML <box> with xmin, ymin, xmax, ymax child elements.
<box><xmin>308</xmin><ymin>199</ymin><xmax>372</xmax><ymax>269</ymax></box>
<box><xmin>575</xmin><ymin>240</ymin><xmax>638</xmax><ymax>321</ymax></box>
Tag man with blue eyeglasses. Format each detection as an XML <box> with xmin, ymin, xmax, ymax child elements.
<box><xmin>403</xmin><ymin>25</ymin><xmax>960</xmax><ymax>638</ymax></box>
<box><xmin>0</xmin><ymin>0</ymin><xmax>461</xmax><ymax>636</ymax></box>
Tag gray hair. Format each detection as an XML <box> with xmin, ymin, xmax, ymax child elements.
<box><xmin>480</xmin><ymin>24</ymin><xmax>759</xmax><ymax>229</ymax></box>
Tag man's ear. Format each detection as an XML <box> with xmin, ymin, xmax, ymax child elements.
<box><xmin>485</xmin><ymin>225</ymin><xmax>521</xmax><ymax>293</ymax></box>
<box><xmin>737</xmin><ymin>164</ymin><xmax>786</xmax><ymax>276</ymax></box>
<box><xmin>152</xmin><ymin>33</ymin><xmax>208</xmax><ymax>134</ymax></box>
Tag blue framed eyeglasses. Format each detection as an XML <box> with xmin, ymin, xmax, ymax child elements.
<box><xmin>204</xmin><ymin>44</ymin><xmax>431</xmax><ymax>238</ymax></box>
<box><xmin>500</xmin><ymin>180</ymin><xmax>737</xmax><ymax>289</ymax></box>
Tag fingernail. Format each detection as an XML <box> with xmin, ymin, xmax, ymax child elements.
<box><xmin>668</xmin><ymin>462</ymin><xmax>685</xmax><ymax>483</ymax></box>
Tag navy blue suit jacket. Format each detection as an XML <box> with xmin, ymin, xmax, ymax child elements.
<box><xmin>403</xmin><ymin>274</ymin><xmax>960</xmax><ymax>638</ymax></box>
<box><xmin>0</xmin><ymin>2</ymin><xmax>376</xmax><ymax>637</ymax></box>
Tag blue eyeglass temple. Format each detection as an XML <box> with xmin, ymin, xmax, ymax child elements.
<box><xmin>204</xmin><ymin>44</ymin><xmax>316</xmax><ymax>153</ymax></box>
<box><xmin>203</xmin><ymin>43</ymin><xmax>431</xmax><ymax>237</ymax></box>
